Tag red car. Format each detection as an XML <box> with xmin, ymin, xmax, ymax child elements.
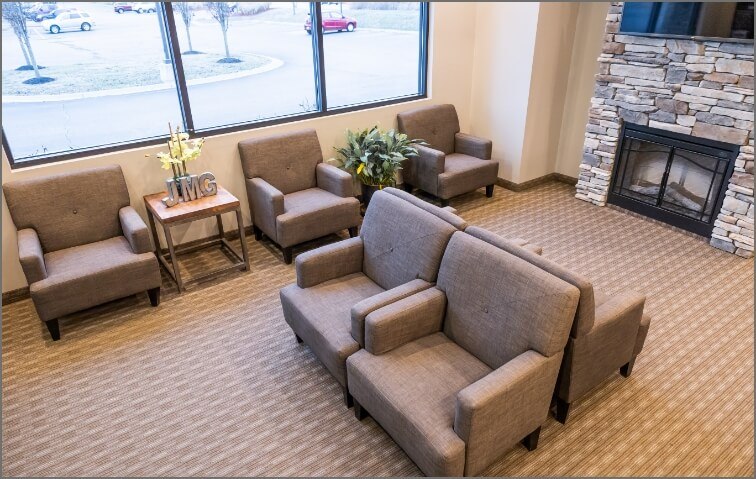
<box><xmin>305</xmin><ymin>12</ymin><xmax>357</xmax><ymax>34</ymax></box>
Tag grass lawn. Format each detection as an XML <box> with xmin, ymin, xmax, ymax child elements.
<box><xmin>254</xmin><ymin>7</ymin><xmax>420</xmax><ymax>30</ymax></box>
<box><xmin>2</xmin><ymin>53</ymin><xmax>270</xmax><ymax>96</ymax></box>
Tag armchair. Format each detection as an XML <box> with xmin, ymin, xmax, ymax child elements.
<box><xmin>238</xmin><ymin>129</ymin><xmax>361</xmax><ymax>264</ymax></box>
<box><xmin>346</xmin><ymin>231</ymin><xmax>579</xmax><ymax>476</ymax></box>
<box><xmin>279</xmin><ymin>188</ymin><xmax>465</xmax><ymax>405</ymax></box>
<box><xmin>3</xmin><ymin>165</ymin><xmax>161</xmax><ymax>340</ymax></box>
<box><xmin>465</xmin><ymin>226</ymin><xmax>652</xmax><ymax>424</ymax></box>
<box><xmin>397</xmin><ymin>104</ymin><xmax>498</xmax><ymax>205</ymax></box>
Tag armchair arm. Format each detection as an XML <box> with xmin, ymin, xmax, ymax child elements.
<box><xmin>316</xmin><ymin>163</ymin><xmax>354</xmax><ymax>198</ymax></box>
<box><xmin>351</xmin><ymin>278</ymin><xmax>433</xmax><ymax>347</ymax></box>
<box><xmin>454</xmin><ymin>132</ymin><xmax>492</xmax><ymax>160</ymax></box>
<box><xmin>364</xmin><ymin>287</ymin><xmax>446</xmax><ymax>355</ymax></box>
<box><xmin>454</xmin><ymin>350</ymin><xmax>561</xmax><ymax>476</ymax></box>
<box><xmin>17</xmin><ymin>228</ymin><xmax>47</xmax><ymax>284</ymax></box>
<box><xmin>248</xmin><ymin>177</ymin><xmax>284</xmax><ymax>240</ymax></box>
<box><xmin>295</xmin><ymin>236</ymin><xmax>363</xmax><ymax>288</ymax></box>
<box><xmin>119</xmin><ymin>206</ymin><xmax>153</xmax><ymax>254</ymax></box>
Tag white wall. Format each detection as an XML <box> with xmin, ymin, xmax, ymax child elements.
<box><xmin>1</xmin><ymin>3</ymin><xmax>478</xmax><ymax>293</ymax></box>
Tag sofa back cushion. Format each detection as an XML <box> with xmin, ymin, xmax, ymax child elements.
<box><xmin>465</xmin><ymin>226</ymin><xmax>596</xmax><ymax>337</ymax></box>
<box><xmin>238</xmin><ymin>129</ymin><xmax>321</xmax><ymax>195</ymax></box>
<box><xmin>438</xmin><ymin>232</ymin><xmax>579</xmax><ymax>368</ymax></box>
<box><xmin>361</xmin><ymin>190</ymin><xmax>458</xmax><ymax>290</ymax></box>
<box><xmin>381</xmin><ymin>187</ymin><xmax>468</xmax><ymax>230</ymax></box>
<box><xmin>397</xmin><ymin>104</ymin><xmax>460</xmax><ymax>155</ymax></box>
<box><xmin>4</xmin><ymin>165</ymin><xmax>130</xmax><ymax>253</ymax></box>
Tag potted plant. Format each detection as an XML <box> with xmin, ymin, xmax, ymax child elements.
<box><xmin>148</xmin><ymin>123</ymin><xmax>205</xmax><ymax>199</ymax></box>
<box><xmin>335</xmin><ymin>126</ymin><xmax>425</xmax><ymax>207</ymax></box>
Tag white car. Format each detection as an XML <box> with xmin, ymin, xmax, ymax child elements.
<box><xmin>134</xmin><ymin>3</ymin><xmax>157</xmax><ymax>13</ymax></box>
<box><xmin>41</xmin><ymin>11</ymin><xmax>96</xmax><ymax>34</ymax></box>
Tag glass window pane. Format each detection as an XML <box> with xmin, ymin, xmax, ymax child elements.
<box><xmin>1</xmin><ymin>2</ymin><xmax>183</xmax><ymax>162</ymax></box>
<box><xmin>174</xmin><ymin>2</ymin><xmax>318</xmax><ymax>131</ymax></box>
<box><xmin>322</xmin><ymin>2</ymin><xmax>422</xmax><ymax>109</ymax></box>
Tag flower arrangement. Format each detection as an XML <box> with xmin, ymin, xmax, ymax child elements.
<box><xmin>149</xmin><ymin>123</ymin><xmax>205</xmax><ymax>182</ymax></box>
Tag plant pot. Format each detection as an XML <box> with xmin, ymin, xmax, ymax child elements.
<box><xmin>361</xmin><ymin>183</ymin><xmax>387</xmax><ymax>208</ymax></box>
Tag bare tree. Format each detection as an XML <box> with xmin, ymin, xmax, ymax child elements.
<box><xmin>291</xmin><ymin>2</ymin><xmax>296</xmax><ymax>15</ymax></box>
<box><xmin>174</xmin><ymin>2</ymin><xmax>196</xmax><ymax>53</ymax></box>
<box><xmin>204</xmin><ymin>2</ymin><xmax>236</xmax><ymax>61</ymax></box>
<box><xmin>2</xmin><ymin>2</ymin><xmax>40</xmax><ymax>76</ymax></box>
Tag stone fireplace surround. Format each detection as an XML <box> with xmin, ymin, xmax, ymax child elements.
<box><xmin>576</xmin><ymin>2</ymin><xmax>754</xmax><ymax>258</ymax></box>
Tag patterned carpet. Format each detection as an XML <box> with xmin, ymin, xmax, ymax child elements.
<box><xmin>2</xmin><ymin>181</ymin><xmax>753</xmax><ymax>477</ymax></box>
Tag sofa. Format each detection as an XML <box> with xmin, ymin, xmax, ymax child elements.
<box><xmin>3</xmin><ymin>165</ymin><xmax>162</xmax><ymax>340</ymax></box>
<box><xmin>238</xmin><ymin>129</ymin><xmax>362</xmax><ymax>264</ymax></box>
<box><xmin>465</xmin><ymin>226</ymin><xmax>651</xmax><ymax>424</ymax></box>
<box><xmin>397</xmin><ymin>104</ymin><xmax>498</xmax><ymax>205</ymax></box>
<box><xmin>346</xmin><ymin>231</ymin><xmax>580</xmax><ymax>476</ymax></box>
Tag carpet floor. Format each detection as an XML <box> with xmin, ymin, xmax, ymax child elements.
<box><xmin>2</xmin><ymin>181</ymin><xmax>753</xmax><ymax>477</ymax></box>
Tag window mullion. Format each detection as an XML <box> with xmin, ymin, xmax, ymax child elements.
<box><xmin>162</xmin><ymin>2</ymin><xmax>195</xmax><ymax>134</ymax></box>
<box><xmin>312</xmin><ymin>2</ymin><xmax>328</xmax><ymax>112</ymax></box>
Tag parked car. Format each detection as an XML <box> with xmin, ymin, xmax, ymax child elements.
<box><xmin>35</xmin><ymin>7</ymin><xmax>76</xmax><ymax>22</ymax></box>
<box><xmin>304</xmin><ymin>11</ymin><xmax>357</xmax><ymax>34</ymax></box>
<box><xmin>113</xmin><ymin>2</ymin><xmax>134</xmax><ymax>13</ymax></box>
<box><xmin>133</xmin><ymin>2</ymin><xmax>157</xmax><ymax>13</ymax></box>
<box><xmin>26</xmin><ymin>2</ymin><xmax>57</xmax><ymax>21</ymax></box>
<box><xmin>42</xmin><ymin>11</ymin><xmax>96</xmax><ymax>34</ymax></box>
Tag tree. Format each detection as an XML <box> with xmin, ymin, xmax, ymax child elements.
<box><xmin>174</xmin><ymin>2</ymin><xmax>196</xmax><ymax>54</ymax></box>
<box><xmin>204</xmin><ymin>2</ymin><xmax>237</xmax><ymax>62</ymax></box>
<box><xmin>291</xmin><ymin>2</ymin><xmax>296</xmax><ymax>15</ymax></box>
<box><xmin>2</xmin><ymin>2</ymin><xmax>40</xmax><ymax>76</ymax></box>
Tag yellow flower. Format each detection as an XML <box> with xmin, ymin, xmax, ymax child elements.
<box><xmin>357</xmin><ymin>164</ymin><xmax>364</xmax><ymax>174</ymax></box>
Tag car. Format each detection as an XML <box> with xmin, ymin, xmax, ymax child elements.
<box><xmin>304</xmin><ymin>11</ymin><xmax>357</xmax><ymax>34</ymax></box>
<box><xmin>26</xmin><ymin>3</ymin><xmax>57</xmax><ymax>21</ymax></box>
<box><xmin>35</xmin><ymin>7</ymin><xmax>76</xmax><ymax>22</ymax></box>
<box><xmin>113</xmin><ymin>2</ymin><xmax>155</xmax><ymax>14</ymax></box>
<box><xmin>113</xmin><ymin>2</ymin><xmax>134</xmax><ymax>14</ymax></box>
<box><xmin>41</xmin><ymin>11</ymin><xmax>96</xmax><ymax>34</ymax></box>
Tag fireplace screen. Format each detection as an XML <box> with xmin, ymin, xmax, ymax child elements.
<box><xmin>609</xmin><ymin>124</ymin><xmax>738</xmax><ymax>236</ymax></box>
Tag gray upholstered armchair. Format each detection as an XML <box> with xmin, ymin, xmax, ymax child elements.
<box><xmin>279</xmin><ymin>188</ymin><xmax>466</xmax><ymax>405</ymax></box>
<box><xmin>3</xmin><ymin>165</ymin><xmax>161</xmax><ymax>341</ymax></box>
<box><xmin>238</xmin><ymin>129</ymin><xmax>361</xmax><ymax>264</ymax></box>
<box><xmin>466</xmin><ymin>226</ymin><xmax>652</xmax><ymax>424</ymax></box>
<box><xmin>397</xmin><ymin>104</ymin><xmax>498</xmax><ymax>205</ymax></box>
<box><xmin>346</xmin><ymin>231</ymin><xmax>579</xmax><ymax>476</ymax></box>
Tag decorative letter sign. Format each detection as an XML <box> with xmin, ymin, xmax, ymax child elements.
<box><xmin>162</xmin><ymin>172</ymin><xmax>218</xmax><ymax>207</ymax></box>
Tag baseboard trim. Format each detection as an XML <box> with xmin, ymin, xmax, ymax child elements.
<box><xmin>1</xmin><ymin>226</ymin><xmax>257</xmax><ymax>306</ymax></box>
<box><xmin>497</xmin><ymin>172</ymin><xmax>577</xmax><ymax>192</ymax></box>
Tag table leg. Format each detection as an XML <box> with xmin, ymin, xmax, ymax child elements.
<box><xmin>163</xmin><ymin>224</ymin><xmax>184</xmax><ymax>292</ymax></box>
<box><xmin>147</xmin><ymin>210</ymin><xmax>161</xmax><ymax>253</ymax></box>
<box><xmin>236</xmin><ymin>208</ymin><xmax>249</xmax><ymax>271</ymax></box>
<box><xmin>216</xmin><ymin>214</ymin><xmax>225</xmax><ymax>241</ymax></box>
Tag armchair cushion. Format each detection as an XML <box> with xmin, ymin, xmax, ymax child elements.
<box><xmin>364</xmin><ymin>287</ymin><xmax>446</xmax><ymax>355</ymax></box>
<box><xmin>454</xmin><ymin>133</ymin><xmax>492</xmax><ymax>160</ymax></box>
<box><xmin>17</xmin><ymin>228</ymin><xmax>47</xmax><ymax>284</ymax></box>
<box><xmin>280</xmin><ymin>273</ymin><xmax>384</xmax><ymax>387</ymax></box>
<box><xmin>296</xmin><ymin>237</ymin><xmax>363</xmax><ymax>289</ymax></box>
<box><xmin>454</xmin><ymin>350</ymin><xmax>562</xmax><ymax>476</ymax></box>
<box><xmin>31</xmin><ymin>236</ymin><xmax>160</xmax><ymax>322</ymax></box>
<box><xmin>247</xmin><ymin>177</ymin><xmax>284</xmax><ymax>241</ymax></box>
<box><xmin>316</xmin><ymin>163</ymin><xmax>354</xmax><ymax>198</ymax></box>
<box><xmin>350</xmin><ymin>278</ymin><xmax>432</xmax><ymax>347</ymax></box>
<box><xmin>437</xmin><ymin>153</ymin><xmax>499</xmax><ymax>200</ymax></box>
<box><xmin>397</xmin><ymin>104</ymin><xmax>460</xmax><ymax>154</ymax></box>
<box><xmin>119</xmin><ymin>206</ymin><xmax>153</xmax><ymax>254</ymax></box>
<box><xmin>346</xmin><ymin>333</ymin><xmax>491</xmax><ymax>477</ymax></box>
<box><xmin>277</xmin><ymin>188</ymin><xmax>361</xmax><ymax>248</ymax></box>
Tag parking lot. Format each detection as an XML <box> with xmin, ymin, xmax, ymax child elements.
<box><xmin>2</xmin><ymin>2</ymin><xmax>421</xmax><ymax>159</ymax></box>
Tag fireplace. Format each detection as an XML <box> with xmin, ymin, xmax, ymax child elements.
<box><xmin>608</xmin><ymin>124</ymin><xmax>739</xmax><ymax>236</ymax></box>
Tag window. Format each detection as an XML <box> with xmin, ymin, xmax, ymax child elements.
<box><xmin>1</xmin><ymin>2</ymin><xmax>428</xmax><ymax>167</ymax></box>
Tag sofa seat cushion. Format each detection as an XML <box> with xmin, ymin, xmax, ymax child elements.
<box><xmin>437</xmin><ymin>153</ymin><xmax>499</xmax><ymax>200</ymax></box>
<box><xmin>347</xmin><ymin>332</ymin><xmax>492</xmax><ymax>477</ymax></box>
<box><xmin>277</xmin><ymin>188</ymin><xmax>360</xmax><ymax>248</ymax></box>
<box><xmin>31</xmin><ymin>236</ymin><xmax>160</xmax><ymax>322</ymax></box>
<box><xmin>280</xmin><ymin>272</ymin><xmax>385</xmax><ymax>387</ymax></box>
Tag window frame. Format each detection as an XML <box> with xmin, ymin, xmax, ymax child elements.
<box><xmin>2</xmin><ymin>2</ymin><xmax>430</xmax><ymax>169</ymax></box>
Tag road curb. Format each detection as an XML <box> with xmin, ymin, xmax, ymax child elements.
<box><xmin>2</xmin><ymin>55</ymin><xmax>284</xmax><ymax>104</ymax></box>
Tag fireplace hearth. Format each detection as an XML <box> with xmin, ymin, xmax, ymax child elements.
<box><xmin>609</xmin><ymin>124</ymin><xmax>739</xmax><ymax>236</ymax></box>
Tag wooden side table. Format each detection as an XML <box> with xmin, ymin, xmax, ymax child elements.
<box><xmin>144</xmin><ymin>185</ymin><xmax>249</xmax><ymax>292</ymax></box>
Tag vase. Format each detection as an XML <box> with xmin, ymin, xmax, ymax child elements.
<box><xmin>361</xmin><ymin>183</ymin><xmax>387</xmax><ymax>209</ymax></box>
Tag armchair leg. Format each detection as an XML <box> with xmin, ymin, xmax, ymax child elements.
<box><xmin>353</xmin><ymin>398</ymin><xmax>369</xmax><ymax>420</ymax></box>
<box><xmin>45</xmin><ymin>319</ymin><xmax>61</xmax><ymax>341</ymax></box>
<box><xmin>440</xmin><ymin>198</ymin><xmax>449</xmax><ymax>207</ymax></box>
<box><xmin>147</xmin><ymin>287</ymin><xmax>160</xmax><ymax>307</ymax></box>
<box><xmin>282</xmin><ymin>247</ymin><xmax>293</xmax><ymax>265</ymax></box>
<box><xmin>402</xmin><ymin>182</ymin><xmax>413</xmax><ymax>193</ymax></box>
<box><xmin>253</xmin><ymin>225</ymin><xmax>263</xmax><ymax>241</ymax></box>
<box><xmin>486</xmin><ymin>184</ymin><xmax>494</xmax><ymax>198</ymax></box>
<box><xmin>348</xmin><ymin>226</ymin><xmax>358</xmax><ymax>238</ymax></box>
<box><xmin>343</xmin><ymin>387</ymin><xmax>354</xmax><ymax>408</ymax></box>
<box><xmin>521</xmin><ymin>426</ymin><xmax>541</xmax><ymax>451</ymax></box>
<box><xmin>554</xmin><ymin>398</ymin><xmax>571</xmax><ymax>424</ymax></box>
<box><xmin>620</xmin><ymin>357</ymin><xmax>636</xmax><ymax>377</ymax></box>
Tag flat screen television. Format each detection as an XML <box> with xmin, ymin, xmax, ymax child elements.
<box><xmin>620</xmin><ymin>2</ymin><xmax>754</xmax><ymax>42</ymax></box>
